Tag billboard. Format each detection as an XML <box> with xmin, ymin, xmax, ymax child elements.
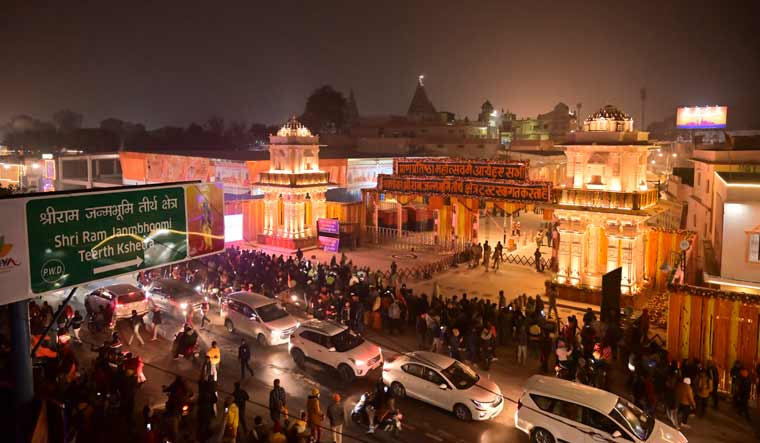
<box><xmin>676</xmin><ymin>106</ymin><xmax>727</xmax><ymax>129</ymax></box>
<box><xmin>0</xmin><ymin>182</ymin><xmax>225</xmax><ymax>302</ymax></box>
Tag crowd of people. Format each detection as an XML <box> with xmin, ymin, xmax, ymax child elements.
<box><xmin>2</xmin><ymin>244</ymin><xmax>759</xmax><ymax>442</ymax></box>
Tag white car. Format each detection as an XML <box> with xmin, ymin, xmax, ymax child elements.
<box><xmin>516</xmin><ymin>375</ymin><xmax>687</xmax><ymax>443</ymax></box>
<box><xmin>381</xmin><ymin>351</ymin><xmax>504</xmax><ymax>421</ymax></box>
<box><xmin>85</xmin><ymin>284</ymin><xmax>150</xmax><ymax>319</ymax></box>
<box><xmin>221</xmin><ymin>292</ymin><xmax>299</xmax><ymax>346</ymax></box>
<box><xmin>288</xmin><ymin>319</ymin><xmax>383</xmax><ymax>381</ymax></box>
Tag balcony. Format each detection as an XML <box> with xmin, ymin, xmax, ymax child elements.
<box><xmin>555</xmin><ymin>188</ymin><xmax>659</xmax><ymax>211</ymax></box>
<box><xmin>257</xmin><ymin>171</ymin><xmax>330</xmax><ymax>187</ymax></box>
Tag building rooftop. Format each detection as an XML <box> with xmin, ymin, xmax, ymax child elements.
<box><xmin>715</xmin><ymin>171</ymin><xmax>760</xmax><ymax>184</ymax></box>
<box><xmin>672</xmin><ymin>167</ymin><xmax>695</xmax><ymax>187</ymax></box>
<box><xmin>585</xmin><ymin>104</ymin><xmax>632</xmax><ymax>122</ymax></box>
<box><xmin>509</xmin><ymin>149</ymin><xmax>565</xmax><ymax>156</ymax></box>
<box><xmin>407</xmin><ymin>77</ymin><xmax>438</xmax><ymax>120</ymax></box>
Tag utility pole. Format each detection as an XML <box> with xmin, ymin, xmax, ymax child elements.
<box><xmin>640</xmin><ymin>88</ymin><xmax>647</xmax><ymax>131</ymax></box>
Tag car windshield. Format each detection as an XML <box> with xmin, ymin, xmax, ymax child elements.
<box><xmin>610</xmin><ymin>397</ymin><xmax>654</xmax><ymax>441</ymax></box>
<box><xmin>256</xmin><ymin>303</ymin><xmax>289</xmax><ymax>322</ymax></box>
<box><xmin>330</xmin><ymin>329</ymin><xmax>364</xmax><ymax>352</ymax></box>
<box><xmin>441</xmin><ymin>360</ymin><xmax>480</xmax><ymax>389</ymax></box>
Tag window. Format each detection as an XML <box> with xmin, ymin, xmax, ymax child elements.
<box><xmin>584</xmin><ymin>408</ymin><xmax>633</xmax><ymax>441</ymax></box>
<box><xmin>300</xmin><ymin>331</ymin><xmax>322</xmax><ymax>345</ymax></box>
<box><xmin>693</xmin><ymin>214</ymin><xmax>697</xmax><ymax>228</ymax></box>
<box><xmin>749</xmin><ymin>232</ymin><xmax>760</xmax><ymax>263</ymax></box>
<box><xmin>551</xmin><ymin>400</ymin><xmax>584</xmax><ymax>424</ymax></box>
<box><xmin>706</xmin><ymin>179</ymin><xmax>710</xmax><ymax>193</ymax></box>
<box><xmin>696</xmin><ymin>171</ymin><xmax>701</xmax><ymax>186</ymax></box>
<box><xmin>610</xmin><ymin>398</ymin><xmax>654</xmax><ymax>441</ymax></box>
<box><xmin>423</xmin><ymin>368</ymin><xmax>446</xmax><ymax>386</ymax></box>
<box><xmin>401</xmin><ymin>363</ymin><xmax>426</xmax><ymax>379</ymax></box>
<box><xmin>530</xmin><ymin>394</ymin><xmax>554</xmax><ymax>412</ymax></box>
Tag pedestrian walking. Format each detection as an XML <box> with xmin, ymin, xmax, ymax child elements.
<box><xmin>482</xmin><ymin>240</ymin><xmax>491</xmax><ymax>272</ymax></box>
<box><xmin>207</xmin><ymin>340</ymin><xmax>221</xmax><ymax>381</ymax></box>
<box><xmin>151</xmin><ymin>306</ymin><xmax>162</xmax><ymax>340</ymax></box>
<box><xmin>222</xmin><ymin>397</ymin><xmax>239</xmax><ymax>443</ymax></box>
<box><xmin>70</xmin><ymin>310</ymin><xmax>83</xmax><ymax>343</ymax></box>
<box><xmin>238</xmin><ymin>338</ymin><xmax>254</xmax><ymax>379</ymax></box>
<box><xmin>736</xmin><ymin>368</ymin><xmax>752</xmax><ymax>420</ymax></box>
<box><xmin>492</xmin><ymin>241</ymin><xmax>502</xmax><ymax>270</ymax></box>
<box><xmin>388</xmin><ymin>298</ymin><xmax>402</xmax><ymax>334</ymax></box>
<box><xmin>675</xmin><ymin>377</ymin><xmax>696</xmax><ymax>429</ymax></box>
<box><xmin>127</xmin><ymin>310</ymin><xmax>145</xmax><ymax>346</ymax></box>
<box><xmin>233</xmin><ymin>381</ymin><xmax>250</xmax><ymax>434</ymax></box>
<box><xmin>307</xmin><ymin>388</ymin><xmax>324</xmax><ymax>442</ymax></box>
<box><xmin>200</xmin><ymin>297</ymin><xmax>211</xmax><ymax>330</ymax></box>
<box><xmin>706</xmin><ymin>359</ymin><xmax>719</xmax><ymax>409</ymax></box>
<box><xmin>269</xmin><ymin>379</ymin><xmax>287</xmax><ymax>426</ymax></box>
<box><xmin>547</xmin><ymin>287</ymin><xmax>559</xmax><ymax>321</ymax></box>
<box><xmin>327</xmin><ymin>393</ymin><xmax>345</xmax><ymax>443</ymax></box>
<box><xmin>534</xmin><ymin>248</ymin><xmax>543</xmax><ymax>272</ymax></box>
<box><xmin>695</xmin><ymin>369</ymin><xmax>711</xmax><ymax>417</ymax></box>
<box><xmin>517</xmin><ymin>323</ymin><xmax>528</xmax><ymax>365</ymax></box>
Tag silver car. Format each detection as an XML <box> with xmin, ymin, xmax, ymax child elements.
<box><xmin>144</xmin><ymin>278</ymin><xmax>205</xmax><ymax>321</ymax></box>
<box><xmin>221</xmin><ymin>291</ymin><xmax>299</xmax><ymax>347</ymax></box>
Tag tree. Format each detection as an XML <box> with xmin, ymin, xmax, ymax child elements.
<box><xmin>224</xmin><ymin>120</ymin><xmax>247</xmax><ymax>149</ymax></box>
<box><xmin>100</xmin><ymin>118</ymin><xmax>125</xmax><ymax>134</ymax></box>
<box><xmin>204</xmin><ymin>116</ymin><xmax>225</xmax><ymax>137</ymax></box>
<box><xmin>52</xmin><ymin>109</ymin><xmax>84</xmax><ymax>131</ymax></box>
<box><xmin>300</xmin><ymin>85</ymin><xmax>347</xmax><ymax>134</ymax></box>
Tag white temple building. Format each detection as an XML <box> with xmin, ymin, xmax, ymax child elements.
<box><xmin>256</xmin><ymin>117</ymin><xmax>329</xmax><ymax>250</ymax></box>
<box><xmin>554</xmin><ymin>105</ymin><xmax>662</xmax><ymax>293</ymax></box>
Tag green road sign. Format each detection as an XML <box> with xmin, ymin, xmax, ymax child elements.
<box><xmin>26</xmin><ymin>186</ymin><xmax>188</xmax><ymax>293</ymax></box>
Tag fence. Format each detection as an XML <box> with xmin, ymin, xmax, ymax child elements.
<box><xmin>500</xmin><ymin>252</ymin><xmax>550</xmax><ymax>269</ymax></box>
<box><xmin>372</xmin><ymin>252</ymin><xmax>463</xmax><ymax>285</ymax></box>
<box><xmin>364</xmin><ymin>225</ymin><xmax>467</xmax><ymax>252</ymax></box>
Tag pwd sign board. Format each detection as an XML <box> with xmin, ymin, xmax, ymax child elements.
<box><xmin>0</xmin><ymin>182</ymin><xmax>225</xmax><ymax>302</ymax></box>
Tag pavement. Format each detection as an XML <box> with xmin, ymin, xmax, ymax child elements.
<box><xmin>42</xmin><ymin>248</ymin><xmax>759</xmax><ymax>443</ymax></box>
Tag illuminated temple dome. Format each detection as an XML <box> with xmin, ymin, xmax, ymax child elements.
<box><xmin>276</xmin><ymin>116</ymin><xmax>313</xmax><ymax>138</ymax></box>
<box><xmin>583</xmin><ymin>105</ymin><xmax>634</xmax><ymax>132</ymax></box>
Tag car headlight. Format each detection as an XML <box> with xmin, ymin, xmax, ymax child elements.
<box><xmin>349</xmin><ymin>358</ymin><xmax>366</xmax><ymax>366</ymax></box>
<box><xmin>270</xmin><ymin>329</ymin><xmax>280</xmax><ymax>337</ymax></box>
<box><xmin>180</xmin><ymin>303</ymin><xmax>188</xmax><ymax>310</ymax></box>
<box><xmin>471</xmin><ymin>399</ymin><xmax>490</xmax><ymax>411</ymax></box>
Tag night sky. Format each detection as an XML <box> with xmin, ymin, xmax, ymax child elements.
<box><xmin>2</xmin><ymin>0</ymin><xmax>759</xmax><ymax>129</ymax></box>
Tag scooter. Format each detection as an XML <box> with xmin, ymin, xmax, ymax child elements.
<box><xmin>351</xmin><ymin>392</ymin><xmax>402</xmax><ymax>438</ymax></box>
<box><xmin>172</xmin><ymin>330</ymin><xmax>201</xmax><ymax>362</ymax></box>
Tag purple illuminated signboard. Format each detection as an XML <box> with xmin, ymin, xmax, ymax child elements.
<box><xmin>317</xmin><ymin>218</ymin><xmax>339</xmax><ymax>235</ymax></box>
<box><xmin>319</xmin><ymin>236</ymin><xmax>340</xmax><ymax>252</ymax></box>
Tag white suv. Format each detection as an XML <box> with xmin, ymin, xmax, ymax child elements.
<box><xmin>288</xmin><ymin>319</ymin><xmax>382</xmax><ymax>381</ymax></box>
<box><xmin>516</xmin><ymin>375</ymin><xmax>687</xmax><ymax>443</ymax></box>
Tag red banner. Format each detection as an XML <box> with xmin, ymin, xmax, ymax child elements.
<box><xmin>378</xmin><ymin>175</ymin><xmax>551</xmax><ymax>202</ymax></box>
<box><xmin>395</xmin><ymin>158</ymin><xmax>528</xmax><ymax>181</ymax></box>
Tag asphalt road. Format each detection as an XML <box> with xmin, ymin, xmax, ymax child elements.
<box><xmin>57</xmin><ymin>277</ymin><xmax>527</xmax><ymax>443</ymax></box>
<box><xmin>51</xmin><ymin>275</ymin><xmax>758</xmax><ymax>443</ymax></box>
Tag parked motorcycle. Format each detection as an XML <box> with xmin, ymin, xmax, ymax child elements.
<box><xmin>351</xmin><ymin>391</ymin><xmax>402</xmax><ymax>438</ymax></box>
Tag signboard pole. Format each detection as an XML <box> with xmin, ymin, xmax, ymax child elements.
<box><xmin>9</xmin><ymin>298</ymin><xmax>33</xmax><ymax>436</ymax></box>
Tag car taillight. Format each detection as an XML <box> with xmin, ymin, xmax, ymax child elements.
<box><xmin>382</xmin><ymin>363</ymin><xmax>390</xmax><ymax>372</ymax></box>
